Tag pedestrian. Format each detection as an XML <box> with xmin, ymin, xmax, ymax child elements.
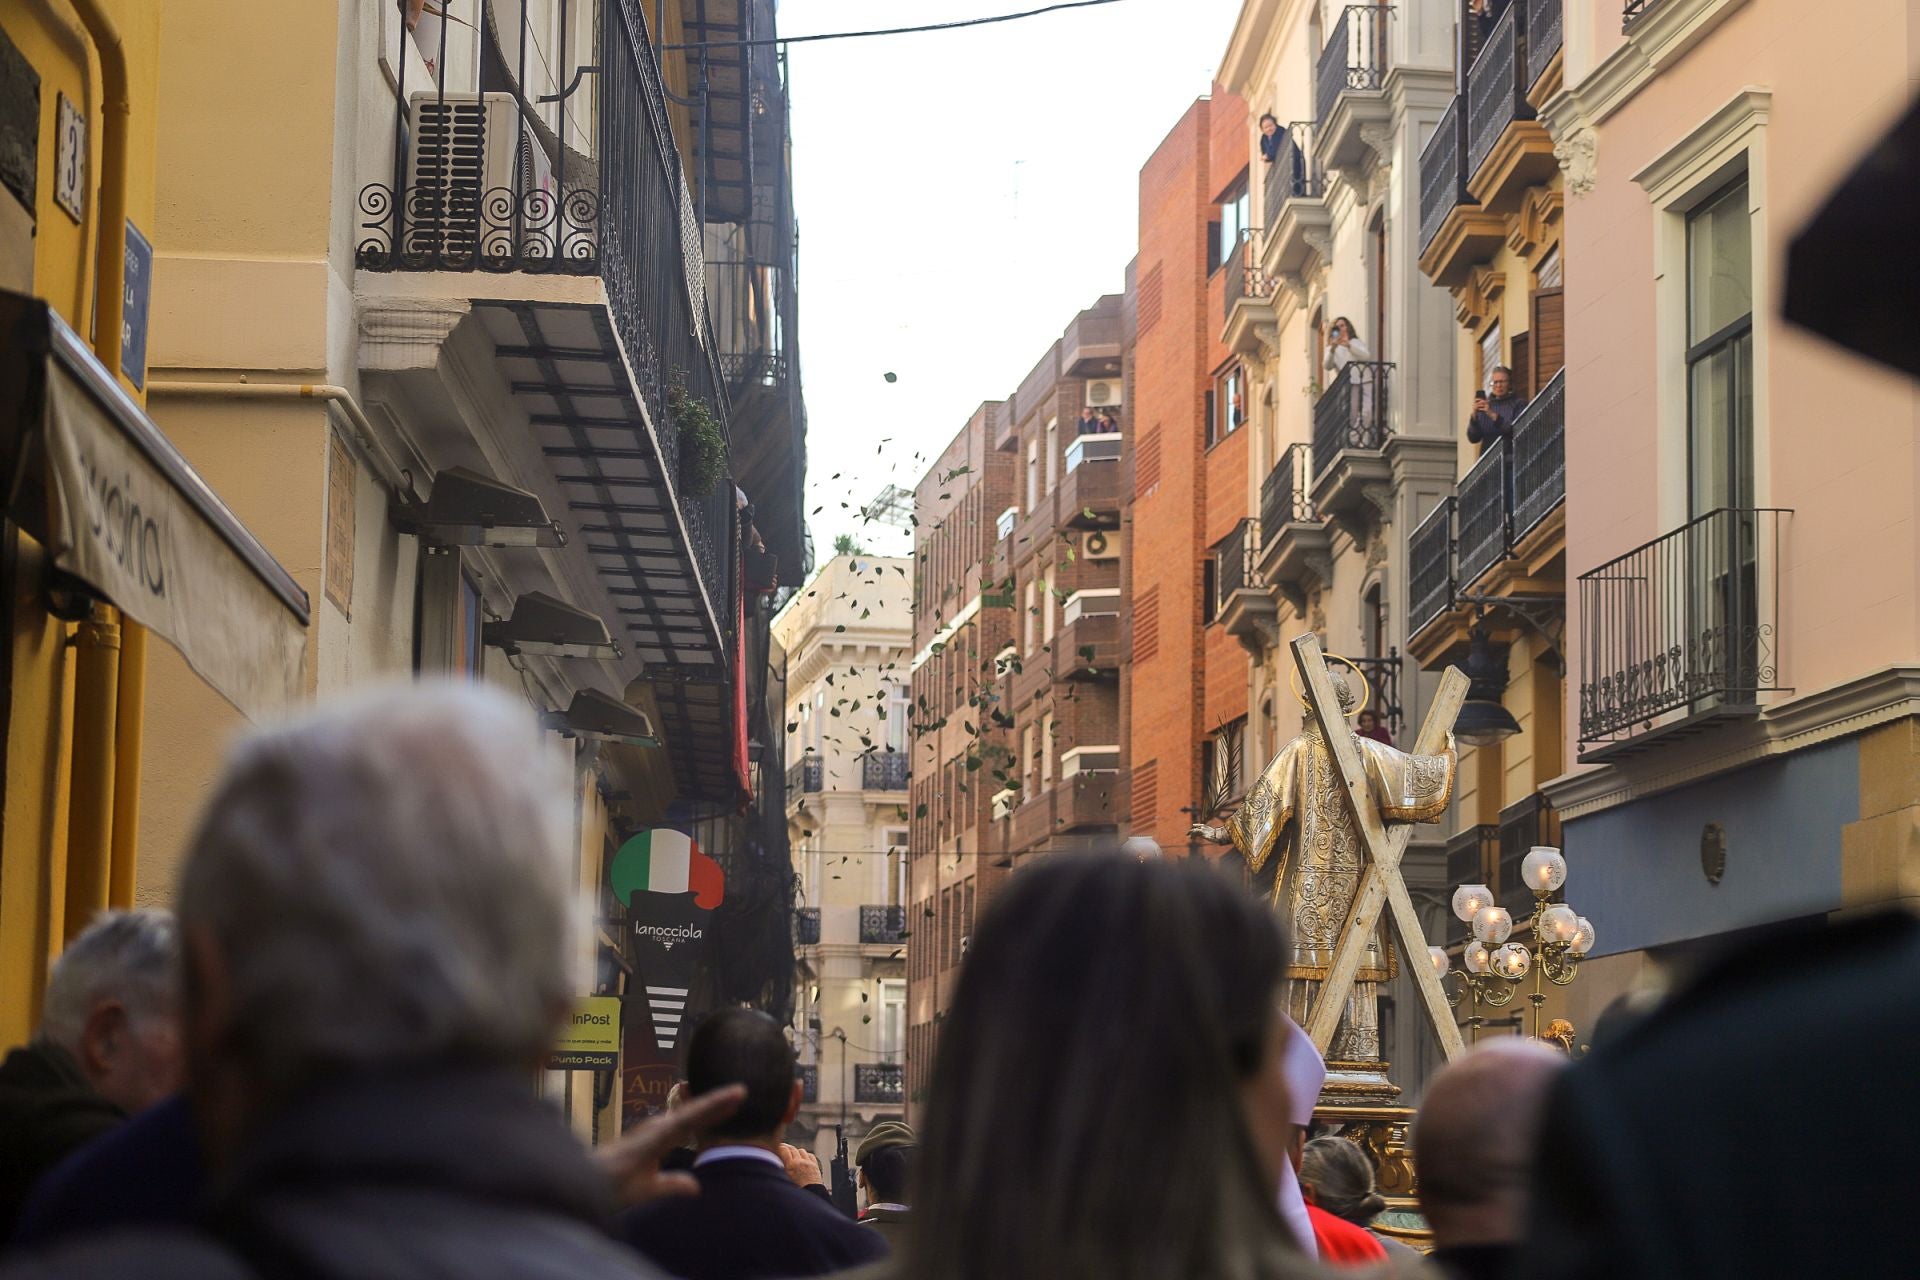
<box><xmin>0</xmin><ymin>910</ymin><xmax>181</xmax><ymax>1240</ymax></box>
<box><xmin>0</xmin><ymin>684</ymin><xmax>714</xmax><ymax>1279</ymax></box>
<box><xmin>1518</xmin><ymin>909</ymin><xmax>1920</xmax><ymax>1280</ymax></box>
<box><xmin>621</xmin><ymin>1009</ymin><xmax>889</xmax><ymax>1279</ymax></box>
<box><xmin>1413</xmin><ymin>1039</ymin><xmax>1566</xmax><ymax>1280</ymax></box>
<box><xmin>1355</xmin><ymin>709</ymin><xmax>1393</xmax><ymax>746</ymax></box>
<box><xmin>1299</xmin><ymin>1137</ymin><xmax>1418</xmax><ymax>1264</ymax></box>
<box><xmin>853</xmin><ymin>1121</ymin><xmax>915</xmax><ymax>1251</ymax></box>
<box><xmin>1466</xmin><ymin>366</ymin><xmax>1525</xmax><ymax>453</ymax></box>
<box><xmin>868</xmin><ymin>853</ymin><xmax>1354</xmax><ymax>1280</ymax></box>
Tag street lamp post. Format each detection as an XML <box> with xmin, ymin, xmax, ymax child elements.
<box><xmin>1428</xmin><ymin>847</ymin><xmax>1595</xmax><ymax>1044</ymax></box>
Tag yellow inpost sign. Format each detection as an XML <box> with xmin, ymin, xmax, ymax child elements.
<box><xmin>548</xmin><ymin>996</ymin><xmax>622</xmax><ymax>1070</ymax></box>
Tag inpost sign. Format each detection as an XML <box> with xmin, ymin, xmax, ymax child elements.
<box><xmin>548</xmin><ymin>995</ymin><xmax>622</xmax><ymax>1070</ymax></box>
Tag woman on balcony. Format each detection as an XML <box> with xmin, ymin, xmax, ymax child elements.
<box><xmin>1324</xmin><ymin>318</ymin><xmax>1376</xmax><ymax>437</ymax></box>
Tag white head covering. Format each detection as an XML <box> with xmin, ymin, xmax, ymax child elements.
<box><xmin>1274</xmin><ymin>1017</ymin><xmax>1325</xmax><ymax>1257</ymax></box>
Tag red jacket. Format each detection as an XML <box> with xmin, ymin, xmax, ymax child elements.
<box><xmin>1307</xmin><ymin>1204</ymin><xmax>1388</xmax><ymax>1266</ymax></box>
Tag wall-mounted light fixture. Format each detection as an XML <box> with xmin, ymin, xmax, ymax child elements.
<box><xmin>483</xmin><ymin>592</ymin><xmax>620</xmax><ymax>660</ymax></box>
<box><xmin>392</xmin><ymin>467</ymin><xmax>564</xmax><ymax>547</ymax></box>
<box><xmin>543</xmin><ymin>689</ymin><xmax>658</xmax><ymax>747</ymax></box>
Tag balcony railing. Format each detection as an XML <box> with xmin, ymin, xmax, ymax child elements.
<box><xmin>862</xmin><ymin>752</ymin><xmax>909</xmax><ymax>790</ymax></box>
<box><xmin>1217</xmin><ymin>518</ymin><xmax>1258</xmax><ymax>603</ymax></box>
<box><xmin>787</xmin><ymin>755</ymin><xmax>823</xmax><ymax>795</ymax></box>
<box><xmin>800</xmin><ymin>1064</ymin><xmax>818</xmax><ymax>1102</ymax></box>
<box><xmin>1225</xmin><ymin>229</ymin><xmax>1274</xmax><ymax>318</ymax></box>
<box><xmin>1263</xmin><ymin>122</ymin><xmax>1323</xmax><ymax>220</ymax></box>
<box><xmin>1066</xmin><ymin>431</ymin><xmax>1123</xmax><ymax>472</ymax></box>
<box><xmin>1527</xmin><ymin>0</ymin><xmax>1564</xmax><ymax>89</ymax></box>
<box><xmin>1261</xmin><ymin>443</ymin><xmax>1317</xmax><ymax>534</ymax></box>
<box><xmin>860</xmin><ymin>904</ymin><xmax>908</xmax><ymax>945</ymax></box>
<box><xmin>1577</xmin><ymin>508</ymin><xmax>1791</xmax><ymax>750</ymax></box>
<box><xmin>1409</xmin><ymin>496</ymin><xmax>1455</xmax><ymax>635</ymax></box>
<box><xmin>1311</xmin><ymin>361</ymin><xmax>1394</xmax><ymax>480</ymax></box>
<box><xmin>358</xmin><ymin>0</ymin><xmax>732</xmax><ymax>611</ymax></box>
<box><xmin>1466</xmin><ymin>2</ymin><xmax>1534</xmax><ymax>179</ymax></box>
<box><xmin>1350</xmin><ymin>651</ymin><xmax>1405</xmax><ymax>741</ymax></box>
<box><xmin>854</xmin><ymin>1062</ymin><xmax>905</xmax><ymax>1104</ymax></box>
<box><xmin>1512</xmin><ymin>368</ymin><xmax>1565</xmax><ymax>538</ymax></box>
<box><xmin>1622</xmin><ymin>0</ymin><xmax>1665</xmax><ymax>30</ymax></box>
<box><xmin>1456</xmin><ymin>440</ymin><xmax>1510</xmax><ymax>588</ymax></box>
<box><xmin>794</xmin><ymin>907</ymin><xmax>821</xmax><ymax>946</ymax></box>
<box><xmin>1420</xmin><ymin>96</ymin><xmax>1469</xmax><ymax>254</ymax></box>
<box><xmin>1316</xmin><ymin>6</ymin><xmax>1394</xmax><ymax>136</ymax></box>
<box><xmin>1497</xmin><ymin>792</ymin><xmax>1560</xmax><ymax>917</ymax></box>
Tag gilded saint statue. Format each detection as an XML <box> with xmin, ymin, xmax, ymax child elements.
<box><xmin>1189</xmin><ymin>666</ymin><xmax>1455</xmax><ymax>1095</ymax></box>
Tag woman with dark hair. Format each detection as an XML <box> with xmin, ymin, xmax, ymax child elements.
<box><xmin>1300</xmin><ymin>1136</ymin><xmax>1420</xmax><ymax>1263</ymax></box>
<box><xmin>888</xmin><ymin>854</ymin><xmax>1351</xmax><ymax>1280</ymax></box>
<box><xmin>1324</xmin><ymin>317</ymin><xmax>1377</xmax><ymax>436</ymax></box>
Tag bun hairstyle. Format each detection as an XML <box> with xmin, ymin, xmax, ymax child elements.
<box><xmin>1300</xmin><ymin>1136</ymin><xmax>1388</xmax><ymax>1227</ymax></box>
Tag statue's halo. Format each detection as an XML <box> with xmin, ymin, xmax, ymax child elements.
<box><xmin>1288</xmin><ymin>651</ymin><xmax>1373</xmax><ymax>719</ymax></box>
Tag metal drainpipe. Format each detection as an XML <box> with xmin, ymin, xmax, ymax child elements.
<box><xmin>64</xmin><ymin>604</ymin><xmax>120</xmax><ymax>939</ymax></box>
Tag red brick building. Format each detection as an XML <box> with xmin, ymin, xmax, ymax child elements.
<box><xmin>1126</xmin><ymin>89</ymin><xmax>1255</xmax><ymax>855</ymax></box>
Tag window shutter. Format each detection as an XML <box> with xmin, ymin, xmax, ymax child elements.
<box><xmin>1510</xmin><ymin>333</ymin><xmax>1532</xmax><ymax>401</ymax></box>
<box><xmin>1530</xmin><ymin>287</ymin><xmax>1565</xmax><ymax>387</ymax></box>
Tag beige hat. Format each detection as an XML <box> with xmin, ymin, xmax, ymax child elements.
<box><xmin>855</xmin><ymin>1120</ymin><xmax>917</xmax><ymax>1166</ymax></box>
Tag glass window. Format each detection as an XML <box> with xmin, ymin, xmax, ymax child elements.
<box><xmin>1040</xmin><ymin>712</ymin><xmax>1055</xmax><ymax>786</ymax></box>
<box><xmin>1045</xmin><ymin>418</ymin><xmax>1059</xmax><ymax>494</ymax></box>
<box><xmin>1211</xmin><ymin>366</ymin><xmax>1245</xmax><ymax>445</ymax></box>
<box><xmin>1686</xmin><ymin>178</ymin><xmax>1754</xmax><ymax>513</ymax></box>
<box><xmin>1535</xmin><ymin>245</ymin><xmax>1562</xmax><ymax>289</ymax></box>
<box><xmin>1478</xmin><ymin>322</ymin><xmax>1503</xmax><ymax>390</ymax></box>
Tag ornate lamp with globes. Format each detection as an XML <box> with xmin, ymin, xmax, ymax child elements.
<box><xmin>1427</xmin><ymin>847</ymin><xmax>1595</xmax><ymax>1047</ymax></box>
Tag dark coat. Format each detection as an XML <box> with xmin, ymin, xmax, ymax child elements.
<box><xmin>0</xmin><ymin>1068</ymin><xmax>664</xmax><ymax>1280</ymax></box>
<box><xmin>11</xmin><ymin>1094</ymin><xmax>201</xmax><ymax>1248</ymax></box>
<box><xmin>1520</xmin><ymin>910</ymin><xmax>1920</xmax><ymax>1280</ymax></box>
<box><xmin>0</xmin><ymin>1044</ymin><xmax>124</xmax><ymax>1241</ymax></box>
<box><xmin>623</xmin><ymin>1154</ymin><xmax>889</xmax><ymax>1280</ymax></box>
<box><xmin>859</xmin><ymin>1205</ymin><xmax>909</xmax><ymax>1254</ymax></box>
<box><xmin>1466</xmin><ymin>393</ymin><xmax>1526</xmax><ymax>450</ymax></box>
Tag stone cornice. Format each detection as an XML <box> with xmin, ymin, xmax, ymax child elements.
<box><xmin>1544</xmin><ymin>666</ymin><xmax>1920</xmax><ymax>819</ymax></box>
<box><xmin>1631</xmin><ymin>87</ymin><xmax>1771</xmax><ymax>204</ymax></box>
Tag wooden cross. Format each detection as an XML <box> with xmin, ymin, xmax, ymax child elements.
<box><xmin>1291</xmin><ymin>632</ymin><xmax>1469</xmax><ymax>1062</ymax></box>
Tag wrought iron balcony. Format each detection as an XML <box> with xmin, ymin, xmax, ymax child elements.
<box><xmin>862</xmin><ymin>753</ymin><xmax>909</xmax><ymax>791</ymax></box>
<box><xmin>1622</xmin><ymin>0</ymin><xmax>1665</xmax><ymax>31</ymax></box>
<box><xmin>1262</xmin><ymin>443</ymin><xmax>1318</xmax><ymax>534</ymax></box>
<box><xmin>1444</xmin><ymin>824</ymin><xmax>1500</xmax><ymax>946</ymax></box>
<box><xmin>1466</xmin><ymin>2</ymin><xmax>1534</xmax><ymax>180</ymax></box>
<box><xmin>1263</xmin><ymin>122</ymin><xmax>1323</xmax><ymax>222</ymax></box>
<box><xmin>1512</xmin><ymin>369</ymin><xmax>1565</xmax><ymax>539</ymax></box>
<box><xmin>860</xmin><ymin>904</ymin><xmax>908</xmax><ymax>945</ymax></box>
<box><xmin>787</xmin><ymin>755</ymin><xmax>823</xmax><ymax>795</ymax></box>
<box><xmin>1419</xmin><ymin>96</ymin><xmax>1469</xmax><ymax>255</ymax></box>
<box><xmin>1497</xmin><ymin>792</ymin><xmax>1560</xmax><ymax>918</ymax></box>
<box><xmin>1456</xmin><ymin>440</ymin><xmax>1510</xmax><ymax>588</ymax></box>
<box><xmin>1349</xmin><ymin>651</ymin><xmax>1405</xmax><ymax>741</ymax></box>
<box><xmin>1311</xmin><ymin>362</ymin><xmax>1394</xmax><ymax>481</ymax></box>
<box><xmin>794</xmin><ymin>907</ymin><xmax>821</xmax><ymax>946</ymax></box>
<box><xmin>1224</xmin><ymin>229</ymin><xmax>1275</xmax><ymax>319</ymax></box>
<box><xmin>854</xmin><ymin>1062</ymin><xmax>905</xmax><ymax>1104</ymax></box>
<box><xmin>800</xmin><ymin>1064</ymin><xmax>818</xmax><ymax>1102</ymax></box>
<box><xmin>1577</xmin><ymin>508</ymin><xmax>1791</xmax><ymax>754</ymax></box>
<box><xmin>1216</xmin><ymin>518</ymin><xmax>1259</xmax><ymax>604</ymax></box>
<box><xmin>1527</xmin><ymin>0</ymin><xmax>1564</xmax><ymax>90</ymax></box>
<box><xmin>1315</xmin><ymin>5</ymin><xmax>1393</xmax><ymax>139</ymax></box>
<box><xmin>1408</xmin><ymin>497</ymin><xmax>1456</xmax><ymax>637</ymax></box>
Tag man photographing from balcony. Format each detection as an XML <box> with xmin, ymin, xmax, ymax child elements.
<box><xmin>1468</xmin><ymin>366</ymin><xmax>1526</xmax><ymax>454</ymax></box>
<box><xmin>1259</xmin><ymin>112</ymin><xmax>1283</xmax><ymax>163</ymax></box>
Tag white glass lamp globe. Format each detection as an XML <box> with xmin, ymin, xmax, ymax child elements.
<box><xmin>1569</xmin><ymin>916</ymin><xmax>1597</xmax><ymax>957</ymax></box>
<box><xmin>1464</xmin><ymin>941</ymin><xmax>1492</xmax><ymax>974</ymax></box>
<box><xmin>1493</xmin><ymin>942</ymin><xmax>1532</xmax><ymax>979</ymax></box>
<box><xmin>1428</xmin><ymin>945</ymin><xmax>1451</xmax><ymax>977</ymax></box>
<box><xmin>1472</xmin><ymin>905</ymin><xmax>1515</xmax><ymax>946</ymax></box>
<box><xmin>1452</xmin><ymin>883</ymin><xmax>1494</xmax><ymax>923</ymax></box>
<box><xmin>1540</xmin><ymin>903</ymin><xmax>1581</xmax><ymax>944</ymax></box>
<box><xmin>1521</xmin><ymin>846</ymin><xmax>1569</xmax><ymax>894</ymax></box>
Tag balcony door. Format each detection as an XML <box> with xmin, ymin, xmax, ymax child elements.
<box><xmin>1685</xmin><ymin>177</ymin><xmax>1758</xmax><ymax>704</ymax></box>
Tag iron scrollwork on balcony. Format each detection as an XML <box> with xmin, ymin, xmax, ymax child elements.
<box><xmin>1419</xmin><ymin>96</ymin><xmax>1469</xmax><ymax>254</ymax></box>
<box><xmin>862</xmin><ymin>753</ymin><xmax>909</xmax><ymax>791</ymax></box>
<box><xmin>860</xmin><ymin>905</ymin><xmax>908</xmax><ymax>945</ymax></box>
<box><xmin>1408</xmin><ymin>497</ymin><xmax>1456</xmax><ymax>635</ymax></box>
<box><xmin>1262</xmin><ymin>443</ymin><xmax>1318</xmax><ymax>533</ymax></box>
<box><xmin>357</xmin><ymin>181</ymin><xmax>600</xmax><ymax>274</ymax></box>
<box><xmin>1577</xmin><ymin>508</ymin><xmax>1790</xmax><ymax>750</ymax></box>
<box><xmin>854</xmin><ymin>1062</ymin><xmax>905</xmax><ymax>1104</ymax></box>
<box><xmin>794</xmin><ymin>907</ymin><xmax>821</xmax><ymax>947</ymax></box>
<box><xmin>1316</xmin><ymin>5</ymin><xmax>1394</xmax><ymax>131</ymax></box>
<box><xmin>1312</xmin><ymin>361</ymin><xmax>1394</xmax><ymax>480</ymax></box>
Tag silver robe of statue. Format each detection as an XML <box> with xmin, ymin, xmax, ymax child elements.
<box><xmin>1212</xmin><ymin>678</ymin><xmax>1454</xmax><ymax>1072</ymax></box>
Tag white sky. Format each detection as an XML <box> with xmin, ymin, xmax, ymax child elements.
<box><xmin>783</xmin><ymin>0</ymin><xmax>1243</xmax><ymax>560</ymax></box>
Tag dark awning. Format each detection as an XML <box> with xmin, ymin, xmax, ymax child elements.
<box><xmin>0</xmin><ymin>291</ymin><xmax>309</xmax><ymax>718</ymax></box>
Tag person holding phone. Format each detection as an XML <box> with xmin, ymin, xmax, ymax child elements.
<box><xmin>1323</xmin><ymin>318</ymin><xmax>1375</xmax><ymax>434</ymax></box>
<box><xmin>1467</xmin><ymin>365</ymin><xmax>1526</xmax><ymax>454</ymax></box>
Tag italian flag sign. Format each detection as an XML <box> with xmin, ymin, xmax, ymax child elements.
<box><xmin>612</xmin><ymin>828</ymin><xmax>725</xmax><ymax>909</ymax></box>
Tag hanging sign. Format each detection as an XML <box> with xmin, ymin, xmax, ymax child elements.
<box><xmin>548</xmin><ymin>995</ymin><xmax>622</xmax><ymax>1071</ymax></box>
<box><xmin>614</xmin><ymin>828</ymin><xmax>725</xmax><ymax>1052</ymax></box>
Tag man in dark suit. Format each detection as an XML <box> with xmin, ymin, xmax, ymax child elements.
<box><xmin>1520</xmin><ymin>910</ymin><xmax>1920</xmax><ymax>1280</ymax></box>
<box><xmin>622</xmin><ymin>1010</ymin><xmax>889</xmax><ymax>1279</ymax></box>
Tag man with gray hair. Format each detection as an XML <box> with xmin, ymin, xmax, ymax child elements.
<box><xmin>0</xmin><ymin>909</ymin><xmax>181</xmax><ymax>1238</ymax></box>
<box><xmin>2</xmin><ymin>684</ymin><xmax>679</xmax><ymax>1278</ymax></box>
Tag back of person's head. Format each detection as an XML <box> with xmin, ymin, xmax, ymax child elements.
<box><xmin>862</xmin><ymin>1144</ymin><xmax>914</xmax><ymax>1205</ymax></box>
<box><xmin>1299</xmin><ymin>1136</ymin><xmax>1385</xmax><ymax>1227</ymax></box>
<box><xmin>176</xmin><ymin>684</ymin><xmax>575</xmax><ymax>1121</ymax></box>
<box><xmin>685</xmin><ymin>1008</ymin><xmax>797</xmax><ymax>1140</ymax></box>
<box><xmin>1413</xmin><ymin>1039</ymin><xmax>1567</xmax><ymax>1246</ymax></box>
<box><xmin>39</xmin><ymin>909</ymin><xmax>182</xmax><ymax>1112</ymax></box>
<box><xmin>908</xmin><ymin>854</ymin><xmax>1298</xmax><ymax>1280</ymax></box>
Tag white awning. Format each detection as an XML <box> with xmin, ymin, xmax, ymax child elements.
<box><xmin>3</xmin><ymin>293</ymin><xmax>309</xmax><ymax>718</ymax></box>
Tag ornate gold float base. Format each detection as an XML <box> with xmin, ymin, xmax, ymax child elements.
<box><xmin>1319</xmin><ymin>1057</ymin><xmax>1402</xmax><ymax>1109</ymax></box>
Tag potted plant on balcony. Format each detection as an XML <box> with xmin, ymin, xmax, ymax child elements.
<box><xmin>667</xmin><ymin>373</ymin><xmax>728</xmax><ymax>497</ymax></box>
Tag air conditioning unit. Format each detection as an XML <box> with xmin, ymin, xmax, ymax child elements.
<box><xmin>1085</xmin><ymin>378</ymin><xmax>1125</xmax><ymax>409</ymax></box>
<box><xmin>405</xmin><ymin>91</ymin><xmax>548</xmax><ymax>262</ymax></box>
<box><xmin>1082</xmin><ymin>530</ymin><xmax>1121</xmax><ymax>561</ymax></box>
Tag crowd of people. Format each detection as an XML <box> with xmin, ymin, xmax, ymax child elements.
<box><xmin>0</xmin><ymin>683</ymin><xmax>1911</xmax><ymax>1279</ymax></box>
<box><xmin>1074</xmin><ymin>405</ymin><xmax>1121</xmax><ymax>435</ymax></box>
